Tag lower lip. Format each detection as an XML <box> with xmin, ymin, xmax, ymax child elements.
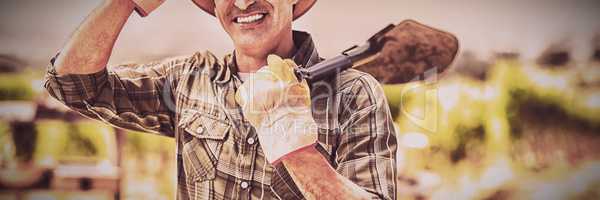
<box><xmin>235</xmin><ymin>15</ymin><xmax>267</xmax><ymax>30</ymax></box>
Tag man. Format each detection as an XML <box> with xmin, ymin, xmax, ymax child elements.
<box><xmin>44</xmin><ymin>0</ymin><xmax>397</xmax><ymax>199</ymax></box>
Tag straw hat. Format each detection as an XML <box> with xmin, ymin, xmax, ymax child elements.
<box><xmin>191</xmin><ymin>0</ymin><xmax>316</xmax><ymax>20</ymax></box>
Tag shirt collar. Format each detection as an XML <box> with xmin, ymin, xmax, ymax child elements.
<box><xmin>214</xmin><ymin>31</ymin><xmax>321</xmax><ymax>84</ymax></box>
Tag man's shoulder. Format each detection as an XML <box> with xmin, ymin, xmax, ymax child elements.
<box><xmin>178</xmin><ymin>50</ymin><xmax>222</xmax><ymax>68</ymax></box>
<box><xmin>108</xmin><ymin>51</ymin><xmax>220</xmax><ymax>73</ymax></box>
<box><xmin>159</xmin><ymin>50</ymin><xmax>224</xmax><ymax>66</ymax></box>
<box><xmin>309</xmin><ymin>68</ymin><xmax>383</xmax><ymax>98</ymax></box>
<box><xmin>337</xmin><ymin>69</ymin><xmax>383</xmax><ymax>95</ymax></box>
<box><xmin>336</xmin><ymin>69</ymin><xmax>388</xmax><ymax>112</ymax></box>
<box><xmin>309</xmin><ymin>68</ymin><xmax>385</xmax><ymax>112</ymax></box>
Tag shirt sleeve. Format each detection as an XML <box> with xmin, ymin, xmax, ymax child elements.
<box><xmin>336</xmin><ymin>72</ymin><xmax>398</xmax><ymax>200</ymax></box>
<box><xmin>43</xmin><ymin>53</ymin><xmax>199</xmax><ymax>137</ymax></box>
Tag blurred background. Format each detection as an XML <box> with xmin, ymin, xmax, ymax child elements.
<box><xmin>1</xmin><ymin>0</ymin><xmax>599</xmax><ymax>199</ymax></box>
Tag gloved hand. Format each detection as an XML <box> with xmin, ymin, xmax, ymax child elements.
<box><xmin>130</xmin><ymin>0</ymin><xmax>166</xmax><ymax>17</ymax></box>
<box><xmin>236</xmin><ymin>55</ymin><xmax>318</xmax><ymax>164</ymax></box>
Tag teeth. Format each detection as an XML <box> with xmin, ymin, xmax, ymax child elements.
<box><xmin>236</xmin><ymin>14</ymin><xmax>265</xmax><ymax>24</ymax></box>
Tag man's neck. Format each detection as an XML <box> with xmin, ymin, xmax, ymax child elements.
<box><xmin>235</xmin><ymin>32</ymin><xmax>296</xmax><ymax>73</ymax></box>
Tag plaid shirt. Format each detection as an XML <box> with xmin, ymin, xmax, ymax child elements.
<box><xmin>44</xmin><ymin>31</ymin><xmax>397</xmax><ymax>200</ymax></box>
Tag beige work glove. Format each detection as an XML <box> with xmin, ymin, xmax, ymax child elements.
<box><xmin>236</xmin><ymin>55</ymin><xmax>318</xmax><ymax>164</ymax></box>
<box><xmin>130</xmin><ymin>0</ymin><xmax>166</xmax><ymax>17</ymax></box>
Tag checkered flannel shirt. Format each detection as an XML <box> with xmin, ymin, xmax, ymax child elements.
<box><xmin>44</xmin><ymin>31</ymin><xmax>397</xmax><ymax>200</ymax></box>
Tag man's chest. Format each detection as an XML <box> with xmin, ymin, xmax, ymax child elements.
<box><xmin>172</xmin><ymin>66</ymin><xmax>342</xmax><ymax>198</ymax></box>
<box><xmin>174</xmin><ymin>71</ymin><xmax>281</xmax><ymax>198</ymax></box>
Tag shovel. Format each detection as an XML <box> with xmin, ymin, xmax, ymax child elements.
<box><xmin>296</xmin><ymin>20</ymin><xmax>459</xmax><ymax>84</ymax></box>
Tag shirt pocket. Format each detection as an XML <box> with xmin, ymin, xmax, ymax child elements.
<box><xmin>179</xmin><ymin>110</ymin><xmax>231</xmax><ymax>183</ymax></box>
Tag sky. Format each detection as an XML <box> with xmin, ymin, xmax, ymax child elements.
<box><xmin>1</xmin><ymin>0</ymin><xmax>599</xmax><ymax>68</ymax></box>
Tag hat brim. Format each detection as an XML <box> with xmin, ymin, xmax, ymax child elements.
<box><xmin>191</xmin><ymin>0</ymin><xmax>316</xmax><ymax>20</ymax></box>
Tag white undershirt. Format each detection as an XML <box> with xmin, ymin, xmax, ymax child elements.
<box><xmin>238</xmin><ymin>66</ymin><xmax>267</xmax><ymax>82</ymax></box>
<box><xmin>238</xmin><ymin>72</ymin><xmax>254</xmax><ymax>83</ymax></box>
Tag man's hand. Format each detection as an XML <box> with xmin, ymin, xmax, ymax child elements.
<box><xmin>235</xmin><ymin>55</ymin><xmax>318</xmax><ymax>163</ymax></box>
<box><xmin>237</xmin><ymin>58</ymin><xmax>375</xmax><ymax>199</ymax></box>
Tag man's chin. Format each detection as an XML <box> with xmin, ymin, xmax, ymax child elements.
<box><xmin>234</xmin><ymin>36</ymin><xmax>272</xmax><ymax>53</ymax></box>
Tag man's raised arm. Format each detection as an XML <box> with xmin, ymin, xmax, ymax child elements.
<box><xmin>54</xmin><ymin>0</ymin><xmax>135</xmax><ymax>75</ymax></box>
<box><xmin>44</xmin><ymin>0</ymin><xmax>190</xmax><ymax>136</ymax></box>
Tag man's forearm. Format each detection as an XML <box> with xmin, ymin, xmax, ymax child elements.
<box><xmin>54</xmin><ymin>0</ymin><xmax>135</xmax><ymax>75</ymax></box>
<box><xmin>280</xmin><ymin>145</ymin><xmax>372</xmax><ymax>200</ymax></box>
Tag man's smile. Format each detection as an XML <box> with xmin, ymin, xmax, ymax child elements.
<box><xmin>232</xmin><ymin>11</ymin><xmax>269</xmax><ymax>29</ymax></box>
<box><xmin>234</xmin><ymin>12</ymin><xmax>266</xmax><ymax>23</ymax></box>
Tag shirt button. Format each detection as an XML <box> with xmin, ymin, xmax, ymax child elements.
<box><xmin>196</xmin><ymin>126</ymin><xmax>204</xmax><ymax>133</ymax></box>
<box><xmin>246</xmin><ymin>137</ymin><xmax>256</xmax><ymax>145</ymax></box>
<box><xmin>240</xmin><ymin>181</ymin><xmax>249</xmax><ymax>189</ymax></box>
